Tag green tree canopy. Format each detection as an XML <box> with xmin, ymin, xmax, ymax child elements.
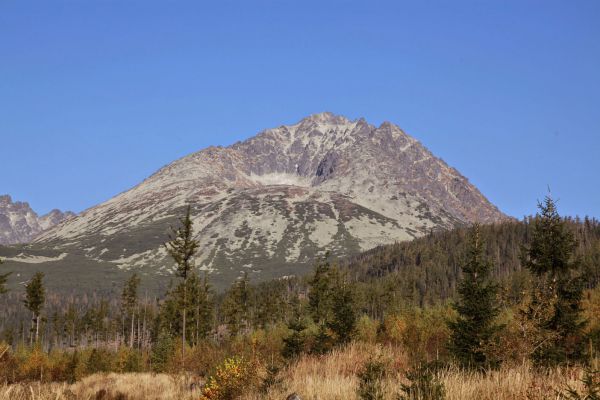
<box><xmin>448</xmin><ymin>224</ymin><xmax>502</xmax><ymax>369</ymax></box>
<box><xmin>522</xmin><ymin>196</ymin><xmax>586</xmax><ymax>365</ymax></box>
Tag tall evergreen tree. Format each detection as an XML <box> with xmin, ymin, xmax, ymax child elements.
<box><xmin>121</xmin><ymin>273</ymin><xmax>141</xmax><ymax>348</ymax></box>
<box><xmin>24</xmin><ymin>271</ymin><xmax>46</xmax><ymax>344</ymax></box>
<box><xmin>186</xmin><ymin>272</ymin><xmax>214</xmax><ymax>344</ymax></box>
<box><xmin>307</xmin><ymin>256</ymin><xmax>356</xmax><ymax>350</ymax></box>
<box><xmin>157</xmin><ymin>281</ymin><xmax>181</xmax><ymax>336</ymax></box>
<box><xmin>0</xmin><ymin>258</ymin><xmax>10</xmax><ymax>295</ymax></box>
<box><xmin>197</xmin><ymin>273</ymin><xmax>214</xmax><ymax>340</ymax></box>
<box><xmin>222</xmin><ymin>272</ymin><xmax>251</xmax><ymax>336</ymax></box>
<box><xmin>327</xmin><ymin>280</ymin><xmax>357</xmax><ymax>346</ymax></box>
<box><xmin>282</xmin><ymin>311</ymin><xmax>306</xmax><ymax>360</ymax></box>
<box><xmin>448</xmin><ymin>224</ymin><xmax>501</xmax><ymax>369</ymax></box>
<box><xmin>164</xmin><ymin>205</ymin><xmax>198</xmax><ymax>364</ymax></box>
<box><xmin>151</xmin><ymin>329</ymin><xmax>174</xmax><ymax>373</ymax></box>
<box><xmin>308</xmin><ymin>255</ymin><xmax>333</xmax><ymax>325</ymax></box>
<box><xmin>521</xmin><ymin>196</ymin><xmax>586</xmax><ymax>365</ymax></box>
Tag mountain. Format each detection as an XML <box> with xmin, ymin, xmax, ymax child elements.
<box><xmin>0</xmin><ymin>195</ymin><xmax>75</xmax><ymax>245</ymax></box>
<box><xmin>0</xmin><ymin>113</ymin><xmax>506</xmax><ymax>293</ymax></box>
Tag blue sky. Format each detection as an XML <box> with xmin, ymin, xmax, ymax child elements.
<box><xmin>1</xmin><ymin>1</ymin><xmax>599</xmax><ymax>218</ymax></box>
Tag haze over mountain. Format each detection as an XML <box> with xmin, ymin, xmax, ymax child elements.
<box><xmin>0</xmin><ymin>113</ymin><xmax>505</xmax><ymax>292</ymax></box>
<box><xmin>0</xmin><ymin>195</ymin><xmax>75</xmax><ymax>245</ymax></box>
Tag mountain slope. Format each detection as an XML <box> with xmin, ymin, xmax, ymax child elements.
<box><xmin>1</xmin><ymin>113</ymin><xmax>505</xmax><ymax>292</ymax></box>
<box><xmin>0</xmin><ymin>195</ymin><xmax>75</xmax><ymax>245</ymax></box>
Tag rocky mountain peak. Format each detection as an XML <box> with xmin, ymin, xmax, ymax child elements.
<box><xmin>299</xmin><ymin>111</ymin><xmax>351</xmax><ymax>125</ymax></box>
<box><xmin>3</xmin><ymin>114</ymin><xmax>507</xmax><ymax>292</ymax></box>
<box><xmin>0</xmin><ymin>195</ymin><xmax>75</xmax><ymax>245</ymax></box>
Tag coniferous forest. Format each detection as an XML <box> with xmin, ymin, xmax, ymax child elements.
<box><xmin>0</xmin><ymin>197</ymin><xmax>599</xmax><ymax>399</ymax></box>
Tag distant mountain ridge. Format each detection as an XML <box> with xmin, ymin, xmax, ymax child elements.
<box><xmin>1</xmin><ymin>113</ymin><xmax>506</xmax><ymax>292</ymax></box>
<box><xmin>0</xmin><ymin>195</ymin><xmax>75</xmax><ymax>245</ymax></box>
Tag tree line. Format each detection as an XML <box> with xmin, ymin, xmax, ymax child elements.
<box><xmin>0</xmin><ymin>196</ymin><xmax>599</xmax><ymax>383</ymax></box>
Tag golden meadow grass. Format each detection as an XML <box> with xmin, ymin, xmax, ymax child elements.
<box><xmin>0</xmin><ymin>342</ymin><xmax>591</xmax><ymax>400</ymax></box>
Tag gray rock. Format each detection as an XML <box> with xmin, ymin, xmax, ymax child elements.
<box><xmin>0</xmin><ymin>195</ymin><xmax>74</xmax><ymax>245</ymax></box>
<box><xmin>0</xmin><ymin>112</ymin><xmax>507</xmax><ymax>293</ymax></box>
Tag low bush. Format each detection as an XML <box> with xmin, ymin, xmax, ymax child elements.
<box><xmin>200</xmin><ymin>356</ymin><xmax>256</xmax><ymax>400</ymax></box>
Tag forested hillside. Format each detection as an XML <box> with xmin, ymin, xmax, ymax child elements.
<box><xmin>1</xmin><ymin>214</ymin><xmax>599</xmax><ymax>349</ymax></box>
<box><xmin>343</xmin><ymin>216</ymin><xmax>600</xmax><ymax>309</ymax></box>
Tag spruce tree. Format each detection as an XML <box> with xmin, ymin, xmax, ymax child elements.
<box><xmin>24</xmin><ymin>271</ymin><xmax>45</xmax><ymax>344</ymax></box>
<box><xmin>157</xmin><ymin>282</ymin><xmax>181</xmax><ymax>336</ymax></box>
<box><xmin>197</xmin><ymin>273</ymin><xmax>214</xmax><ymax>341</ymax></box>
<box><xmin>165</xmin><ymin>205</ymin><xmax>198</xmax><ymax>364</ymax></box>
<box><xmin>151</xmin><ymin>330</ymin><xmax>174</xmax><ymax>373</ymax></box>
<box><xmin>0</xmin><ymin>257</ymin><xmax>10</xmax><ymax>295</ymax></box>
<box><xmin>327</xmin><ymin>280</ymin><xmax>357</xmax><ymax>345</ymax></box>
<box><xmin>308</xmin><ymin>255</ymin><xmax>333</xmax><ymax>325</ymax></box>
<box><xmin>312</xmin><ymin>323</ymin><xmax>333</xmax><ymax>355</ymax></box>
<box><xmin>522</xmin><ymin>196</ymin><xmax>586</xmax><ymax>365</ymax></box>
<box><xmin>447</xmin><ymin>224</ymin><xmax>501</xmax><ymax>369</ymax></box>
<box><xmin>222</xmin><ymin>272</ymin><xmax>251</xmax><ymax>337</ymax></box>
<box><xmin>282</xmin><ymin>311</ymin><xmax>306</xmax><ymax>360</ymax></box>
<box><xmin>307</xmin><ymin>255</ymin><xmax>334</xmax><ymax>353</ymax></box>
<box><xmin>185</xmin><ymin>272</ymin><xmax>213</xmax><ymax>344</ymax></box>
<box><xmin>121</xmin><ymin>273</ymin><xmax>140</xmax><ymax>348</ymax></box>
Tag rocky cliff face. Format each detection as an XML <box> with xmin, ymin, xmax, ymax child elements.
<box><xmin>0</xmin><ymin>195</ymin><xmax>75</xmax><ymax>245</ymax></box>
<box><xmin>1</xmin><ymin>113</ymin><xmax>506</xmax><ymax>292</ymax></box>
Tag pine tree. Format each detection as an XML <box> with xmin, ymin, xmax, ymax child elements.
<box><xmin>24</xmin><ymin>272</ymin><xmax>45</xmax><ymax>344</ymax></box>
<box><xmin>121</xmin><ymin>273</ymin><xmax>140</xmax><ymax>348</ymax></box>
<box><xmin>151</xmin><ymin>329</ymin><xmax>174</xmax><ymax>373</ymax></box>
<box><xmin>357</xmin><ymin>356</ymin><xmax>386</xmax><ymax>400</ymax></box>
<box><xmin>164</xmin><ymin>205</ymin><xmax>198</xmax><ymax>364</ymax></box>
<box><xmin>282</xmin><ymin>312</ymin><xmax>306</xmax><ymax>360</ymax></box>
<box><xmin>327</xmin><ymin>279</ymin><xmax>357</xmax><ymax>346</ymax></box>
<box><xmin>0</xmin><ymin>257</ymin><xmax>10</xmax><ymax>295</ymax></box>
<box><xmin>447</xmin><ymin>224</ymin><xmax>501</xmax><ymax>369</ymax></box>
<box><xmin>197</xmin><ymin>273</ymin><xmax>214</xmax><ymax>341</ymax></box>
<box><xmin>522</xmin><ymin>196</ymin><xmax>586</xmax><ymax>365</ymax></box>
<box><xmin>308</xmin><ymin>255</ymin><xmax>333</xmax><ymax>325</ymax></box>
<box><xmin>185</xmin><ymin>272</ymin><xmax>214</xmax><ymax>344</ymax></box>
<box><xmin>65</xmin><ymin>350</ymin><xmax>80</xmax><ymax>384</ymax></box>
<box><xmin>311</xmin><ymin>323</ymin><xmax>333</xmax><ymax>355</ymax></box>
<box><xmin>222</xmin><ymin>272</ymin><xmax>251</xmax><ymax>337</ymax></box>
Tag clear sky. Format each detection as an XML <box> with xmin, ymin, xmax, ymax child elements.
<box><xmin>1</xmin><ymin>1</ymin><xmax>599</xmax><ymax>219</ymax></box>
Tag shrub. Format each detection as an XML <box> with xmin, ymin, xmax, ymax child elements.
<box><xmin>86</xmin><ymin>348</ymin><xmax>114</xmax><ymax>374</ymax></box>
<box><xmin>47</xmin><ymin>349</ymin><xmax>83</xmax><ymax>383</ymax></box>
<box><xmin>355</xmin><ymin>314</ymin><xmax>379</xmax><ymax>344</ymax></box>
<box><xmin>0</xmin><ymin>342</ymin><xmax>18</xmax><ymax>383</ymax></box>
<box><xmin>357</xmin><ymin>356</ymin><xmax>387</xmax><ymax>400</ymax></box>
<box><xmin>64</xmin><ymin>350</ymin><xmax>82</xmax><ymax>384</ymax></box>
<box><xmin>561</xmin><ymin>366</ymin><xmax>600</xmax><ymax>400</ymax></box>
<box><xmin>259</xmin><ymin>363</ymin><xmax>283</xmax><ymax>394</ymax></box>
<box><xmin>382</xmin><ymin>307</ymin><xmax>451</xmax><ymax>364</ymax></box>
<box><xmin>398</xmin><ymin>362</ymin><xmax>446</xmax><ymax>400</ymax></box>
<box><xmin>200</xmin><ymin>356</ymin><xmax>255</xmax><ymax>400</ymax></box>
<box><xmin>123</xmin><ymin>349</ymin><xmax>142</xmax><ymax>372</ymax></box>
<box><xmin>18</xmin><ymin>345</ymin><xmax>50</xmax><ymax>381</ymax></box>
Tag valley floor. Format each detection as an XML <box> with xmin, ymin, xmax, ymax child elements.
<box><xmin>0</xmin><ymin>343</ymin><xmax>592</xmax><ymax>400</ymax></box>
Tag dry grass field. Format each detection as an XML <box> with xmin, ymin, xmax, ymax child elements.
<box><xmin>0</xmin><ymin>373</ymin><xmax>202</xmax><ymax>400</ymax></box>
<box><xmin>0</xmin><ymin>343</ymin><xmax>593</xmax><ymax>400</ymax></box>
<box><xmin>241</xmin><ymin>343</ymin><xmax>589</xmax><ymax>400</ymax></box>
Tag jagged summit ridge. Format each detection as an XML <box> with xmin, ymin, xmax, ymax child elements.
<box><xmin>0</xmin><ymin>195</ymin><xmax>75</xmax><ymax>245</ymax></box>
<box><xmin>3</xmin><ymin>113</ymin><xmax>505</xmax><ymax>291</ymax></box>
